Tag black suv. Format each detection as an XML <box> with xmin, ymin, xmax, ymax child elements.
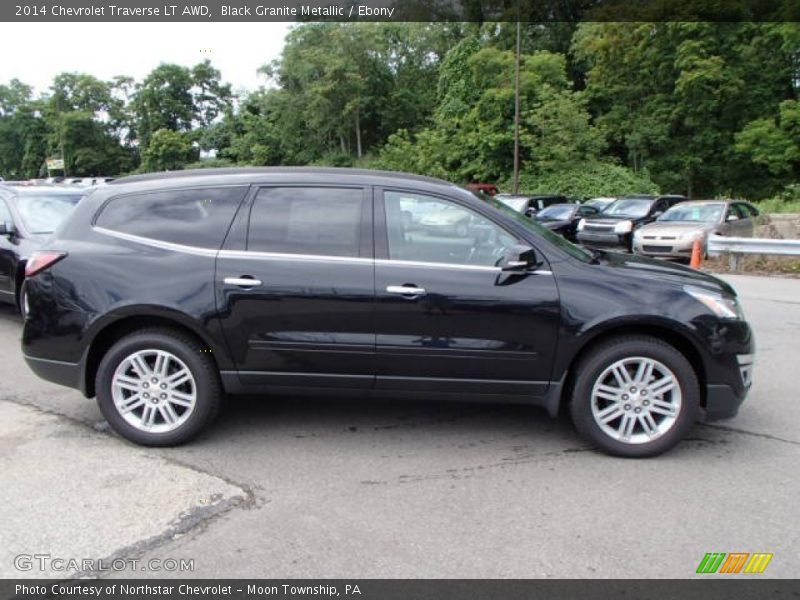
<box><xmin>22</xmin><ymin>169</ymin><xmax>753</xmax><ymax>457</ymax></box>
<box><xmin>576</xmin><ymin>194</ymin><xmax>686</xmax><ymax>252</ymax></box>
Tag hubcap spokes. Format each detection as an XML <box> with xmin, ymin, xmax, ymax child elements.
<box><xmin>591</xmin><ymin>357</ymin><xmax>681</xmax><ymax>445</ymax></box>
<box><xmin>112</xmin><ymin>350</ymin><xmax>196</xmax><ymax>433</ymax></box>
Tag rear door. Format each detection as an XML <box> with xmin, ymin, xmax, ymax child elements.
<box><xmin>373</xmin><ymin>188</ymin><xmax>560</xmax><ymax>396</ymax></box>
<box><xmin>0</xmin><ymin>198</ymin><xmax>16</xmax><ymax>298</ymax></box>
<box><xmin>216</xmin><ymin>185</ymin><xmax>375</xmax><ymax>390</ymax></box>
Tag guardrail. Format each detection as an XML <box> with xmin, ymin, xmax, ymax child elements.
<box><xmin>707</xmin><ymin>235</ymin><xmax>800</xmax><ymax>270</ymax></box>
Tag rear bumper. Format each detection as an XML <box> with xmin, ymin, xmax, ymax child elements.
<box><xmin>23</xmin><ymin>354</ymin><xmax>82</xmax><ymax>391</ymax></box>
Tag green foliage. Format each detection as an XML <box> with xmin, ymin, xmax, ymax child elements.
<box><xmin>182</xmin><ymin>157</ymin><xmax>235</xmax><ymax>170</ymax></box>
<box><xmin>574</xmin><ymin>22</ymin><xmax>799</xmax><ymax>198</ymax></box>
<box><xmin>511</xmin><ymin>162</ymin><xmax>660</xmax><ymax>198</ymax></box>
<box><xmin>140</xmin><ymin>129</ymin><xmax>198</xmax><ymax>172</ymax></box>
<box><xmin>736</xmin><ymin>100</ymin><xmax>800</xmax><ymax>177</ymax></box>
<box><xmin>0</xmin><ymin>21</ymin><xmax>799</xmax><ymax>192</ymax></box>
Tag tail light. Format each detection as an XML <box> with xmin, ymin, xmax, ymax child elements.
<box><xmin>25</xmin><ymin>251</ymin><xmax>67</xmax><ymax>278</ymax></box>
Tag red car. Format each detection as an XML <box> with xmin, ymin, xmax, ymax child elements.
<box><xmin>467</xmin><ymin>183</ymin><xmax>499</xmax><ymax>197</ymax></box>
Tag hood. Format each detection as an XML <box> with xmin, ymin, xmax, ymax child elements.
<box><xmin>596</xmin><ymin>250</ymin><xmax>736</xmax><ymax>296</ymax></box>
<box><xmin>637</xmin><ymin>221</ymin><xmax>716</xmax><ymax>237</ymax></box>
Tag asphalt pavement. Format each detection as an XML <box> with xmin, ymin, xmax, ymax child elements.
<box><xmin>0</xmin><ymin>273</ymin><xmax>798</xmax><ymax>579</ymax></box>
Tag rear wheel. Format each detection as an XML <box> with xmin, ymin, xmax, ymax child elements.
<box><xmin>96</xmin><ymin>328</ymin><xmax>222</xmax><ymax>446</ymax></box>
<box><xmin>569</xmin><ymin>336</ymin><xmax>699</xmax><ymax>457</ymax></box>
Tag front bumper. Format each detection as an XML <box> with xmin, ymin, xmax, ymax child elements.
<box><xmin>633</xmin><ymin>238</ymin><xmax>695</xmax><ymax>259</ymax></box>
<box><xmin>702</xmin><ymin>352</ymin><xmax>754</xmax><ymax>421</ymax></box>
<box><xmin>576</xmin><ymin>231</ymin><xmax>631</xmax><ymax>250</ymax></box>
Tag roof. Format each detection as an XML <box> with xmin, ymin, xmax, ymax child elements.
<box><xmin>110</xmin><ymin>166</ymin><xmax>456</xmax><ymax>188</ymax></box>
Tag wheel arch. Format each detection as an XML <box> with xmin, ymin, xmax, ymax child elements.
<box><xmin>81</xmin><ymin>309</ymin><xmax>230</xmax><ymax>398</ymax></box>
<box><xmin>556</xmin><ymin>321</ymin><xmax>708</xmax><ymax>416</ymax></box>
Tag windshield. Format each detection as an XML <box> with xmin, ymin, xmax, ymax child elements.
<box><xmin>495</xmin><ymin>196</ymin><xmax>529</xmax><ymax>212</ymax></box>
<box><xmin>489</xmin><ymin>198</ymin><xmax>593</xmax><ymax>263</ymax></box>
<box><xmin>658</xmin><ymin>203</ymin><xmax>724</xmax><ymax>223</ymax></box>
<box><xmin>537</xmin><ymin>205</ymin><xmax>574</xmax><ymax>220</ymax></box>
<box><xmin>16</xmin><ymin>193</ymin><xmax>82</xmax><ymax>234</ymax></box>
<box><xmin>602</xmin><ymin>198</ymin><xmax>653</xmax><ymax>218</ymax></box>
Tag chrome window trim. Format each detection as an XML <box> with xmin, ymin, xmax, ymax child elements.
<box><xmin>94</xmin><ymin>227</ymin><xmax>218</xmax><ymax>257</ymax></box>
<box><xmin>221</xmin><ymin>249</ymin><xmax>372</xmax><ymax>264</ymax></box>
<box><xmin>93</xmin><ymin>226</ymin><xmax>553</xmax><ymax>274</ymax></box>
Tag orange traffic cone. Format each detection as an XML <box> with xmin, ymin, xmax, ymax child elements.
<box><xmin>689</xmin><ymin>239</ymin><xmax>703</xmax><ymax>269</ymax></box>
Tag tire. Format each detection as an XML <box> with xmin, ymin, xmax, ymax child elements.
<box><xmin>95</xmin><ymin>328</ymin><xmax>222</xmax><ymax>446</ymax></box>
<box><xmin>569</xmin><ymin>335</ymin><xmax>699</xmax><ymax>458</ymax></box>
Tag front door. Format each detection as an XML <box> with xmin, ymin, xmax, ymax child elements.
<box><xmin>216</xmin><ymin>185</ymin><xmax>375</xmax><ymax>389</ymax></box>
<box><xmin>373</xmin><ymin>189</ymin><xmax>560</xmax><ymax>396</ymax></box>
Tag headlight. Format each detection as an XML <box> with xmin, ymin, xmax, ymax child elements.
<box><xmin>577</xmin><ymin>218</ymin><xmax>586</xmax><ymax>232</ymax></box>
<box><xmin>684</xmin><ymin>285</ymin><xmax>743</xmax><ymax>319</ymax></box>
<box><xmin>681</xmin><ymin>230</ymin><xmax>702</xmax><ymax>241</ymax></box>
<box><xmin>614</xmin><ymin>220</ymin><xmax>633</xmax><ymax>234</ymax></box>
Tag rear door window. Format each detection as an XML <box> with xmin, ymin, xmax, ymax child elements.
<box><xmin>95</xmin><ymin>186</ymin><xmax>247</xmax><ymax>249</ymax></box>
<box><xmin>247</xmin><ymin>187</ymin><xmax>364</xmax><ymax>257</ymax></box>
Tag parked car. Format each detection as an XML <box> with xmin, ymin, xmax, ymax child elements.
<box><xmin>418</xmin><ymin>202</ymin><xmax>473</xmax><ymax>236</ymax></box>
<box><xmin>535</xmin><ymin>203</ymin><xmax>600</xmax><ymax>241</ymax></box>
<box><xmin>633</xmin><ymin>200</ymin><xmax>758</xmax><ymax>261</ymax></box>
<box><xmin>495</xmin><ymin>194</ymin><xmax>570</xmax><ymax>217</ymax></box>
<box><xmin>584</xmin><ymin>197</ymin><xmax>616</xmax><ymax>211</ymax></box>
<box><xmin>0</xmin><ymin>185</ymin><xmax>84</xmax><ymax>311</ymax></box>
<box><xmin>467</xmin><ymin>183</ymin><xmax>499</xmax><ymax>198</ymax></box>
<box><xmin>576</xmin><ymin>194</ymin><xmax>686</xmax><ymax>252</ymax></box>
<box><xmin>22</xmin><ymin>168</ymin><xmax>753</xmax><ymax>457</ymax></box>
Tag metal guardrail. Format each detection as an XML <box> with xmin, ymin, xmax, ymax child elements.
<box><xmin>707</xmin><ymin>235</ymin><xmax>800</xmax><ymax>270</ymax></box>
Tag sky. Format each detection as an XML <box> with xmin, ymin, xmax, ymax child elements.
<box><xmin>0</xmin><ymin>22</ymin><xmax>293</xmax><ymax>95</ymax></box>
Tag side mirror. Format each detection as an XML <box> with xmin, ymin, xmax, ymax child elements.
<box><xmin>726</xmin><ymin>214</ymin><xmax>739</xmax><ymax>222</ymax></box>
<box><xmin>652</xmin><ymin>211</ymin><xmax>664</xmax><ymax>218</ymax></box>
<box><xmin>0</xmin><ymin>221</ymin><xmax>15</xmax><ymax>236</ymax></box>
<box><xmin>499</xmin><ymin>244</ymin><xmax>540</xmax><ymax>272</ymax></box>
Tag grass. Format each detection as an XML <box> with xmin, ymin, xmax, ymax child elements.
<box><xmin>753</xmin><ymin>197</ymin><xmax>800</xmax><ymax>214</ymax></box>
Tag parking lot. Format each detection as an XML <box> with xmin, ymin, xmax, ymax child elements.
<box><xmin>1</xmin><ymin>273</ymin><xmax>798</xmax><ymax>579</ymax></box>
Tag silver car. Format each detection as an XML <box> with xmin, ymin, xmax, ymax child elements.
<box><xmin>633</xmin><ymin>200</ymin><xmax>759</xmax><ymax>260</ymax></box>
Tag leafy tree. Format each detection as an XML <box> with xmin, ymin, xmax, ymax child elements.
<box><xmin>736</xmin><ymin>99</ymin><xmax>800</xmax><ymax>178</ymax></box>
<box><xmin>140</xmin><ymin>129</ymin><xmax>197</xmax><ymax>172</ymax></box>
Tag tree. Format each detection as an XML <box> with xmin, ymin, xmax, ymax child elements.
<box><xmin>574</xmin><ymin>22</ymin><xmax>800</xmax><ymax>197</ymax></box>
<box><xmin>736</xmin><ymin>99</ymin><xmax>800</xmax><ymax>178</ymax></box>
<box><xmin>140</xmin><ymin>129</ymin><xmax>198</xmax><ymax>172</ymax></box>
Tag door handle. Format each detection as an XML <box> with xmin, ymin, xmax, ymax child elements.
<box><xmin>387</xmin><ymin>285</ymin><xmax>426</xmax><ymax>297</ymax></box>
<box><xmin>224</xmin><ymin>276</ymin><xmax>262</xmax><ymax>288</ymax></box>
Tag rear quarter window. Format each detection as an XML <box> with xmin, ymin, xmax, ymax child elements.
<box><xmin>95</xmin><ymin>186</ymin><xmax>247</xmax><ymax>248</ymax></box>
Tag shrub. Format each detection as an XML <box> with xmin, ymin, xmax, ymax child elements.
<box><xmin>508</xmin><ymin>163</ymin><xmax>660</xmax><ymax>198</ymax></box>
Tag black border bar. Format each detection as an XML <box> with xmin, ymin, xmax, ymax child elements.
<box><xmin>3</xmin><ymin>579</ymin><xmax>800</xmax><ymax>600</ymax></box>
<box><xmin>2</xmin><ymin>0</ymin><xmax>799</xmax><ymax>22</ymax></box>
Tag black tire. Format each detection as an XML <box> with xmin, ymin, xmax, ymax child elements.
<box><xmin>95</xmin><ymin>328</ymin><xmax>222</xmax><ymax>446</ymax></box>
<box><xmin>569</xmin><ymin>335</ymin><xmax>699</xmax><ymax>458</ymax></box>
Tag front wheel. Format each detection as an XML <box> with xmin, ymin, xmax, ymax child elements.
<box><xmin>96</xmin><ymin>328</ymin><xmax>222</xmax><ymax>446</ymax></box>
<box><xmin>569</xmin><ymin>336</ymin><xmax>699</xmax><ymax>457</ymax></box>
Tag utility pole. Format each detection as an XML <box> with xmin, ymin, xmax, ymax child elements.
<box><xmin>513</xmin><ymin>18</ymin><xmax>521</xmax><ymax>194</ymax></box>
